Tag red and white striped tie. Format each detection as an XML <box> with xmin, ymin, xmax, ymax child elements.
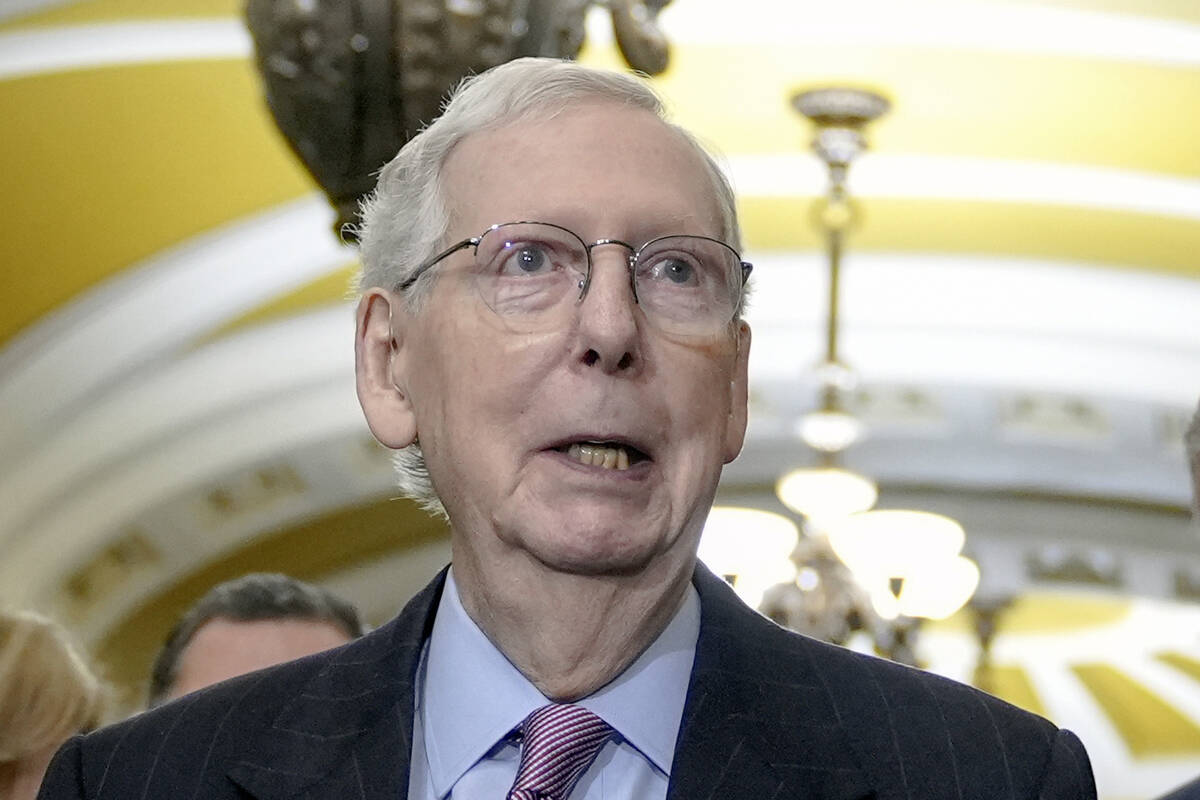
<box><xmin>506</xmin><ymin>704</ymin><xmax>615</xmax><ymax>800</ymax></box>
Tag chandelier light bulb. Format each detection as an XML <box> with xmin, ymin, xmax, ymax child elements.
<box><xmin>825</xmin><ymin>509</ymin><xmax>966</xmax><ymax>578</ymax></box>
<box><xmin>794</xmin><ymin>410</ymin><xmax>865</xmax><ymax>453</ymax></box>
<box><xmin>896</xmin><ymin>556</ymin><xmax>981</xmax><ymax>620</ymax></box>
<box><xmin>775</xmin><ymin>466</ymin><xmax>878</xmax><ymax>520</ymax></box>
<box><xmin>855</xmin><ymin>555</ymin><xmax>980</xmax><ymax>621</ymax></box>
<box><xmin>698</xmin><ymin>507</ymin><xmax>800</xmax><ymax>609</ymax></box>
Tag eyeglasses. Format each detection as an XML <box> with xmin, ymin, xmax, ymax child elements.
<box><xmin>396</xmin><ymin>221</ymin><xmax>752</xmax><ymax>336</ymax></box>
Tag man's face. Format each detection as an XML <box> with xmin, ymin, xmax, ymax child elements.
<box><xmin>166</xmin><ymin>617</ymin><xmax>352</xmax><ymax>700</ymax></box>
<box><xmin>373</xmin><ymin>101</ymin><xmax>750</xmax><ymax>579</ymax></box>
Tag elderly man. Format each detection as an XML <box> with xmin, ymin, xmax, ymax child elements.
<box><xmin>39</xmin><ymin>58</ymin><xmax>1095</xmax><ymax>800</ymax></box>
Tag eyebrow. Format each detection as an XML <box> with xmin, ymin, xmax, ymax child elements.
<box><xmin>539</xmin><ymin>212</ymin><xmax>710</xmax><ymax>244</ymax></box>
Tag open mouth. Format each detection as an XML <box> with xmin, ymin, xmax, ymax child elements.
<box><xmin>554</xmin><ymin>440</ymin><xmax>650</xmax><ymax>471</ymax></box>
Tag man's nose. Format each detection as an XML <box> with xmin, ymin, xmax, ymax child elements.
<box><xmin>574</xmin><ymin>247</ymin><xmax>640</xmax><ymax>374</ymax></box>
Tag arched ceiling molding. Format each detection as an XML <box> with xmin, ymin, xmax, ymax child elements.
<box><xmin>642</xmin><ymin>0</ymin><xmax>1200</xmax><ymax>67</ymax></box>
<box><xmin>736</xmin><ymin>390</ymin><xmax>1191</xmax><ymax>509</ymax></box>
<box><xmin>0</xmin><ymin>58</ymin><xmax>318</xmax><ymax>345</ymax></box>
<box><xmin>0</xmin><ymin>0</ymin><xmax>237</xmax><ymax>29</ymax></box>
<box><xmin>0</xmin><ymin>19</ymin><xmax>248</xmax><ymax>80</ymax></box>
<box><xmin>0</xmin><ymin>195</ymin><xmax>350</xmax><ymax>475</ymax></box>
<box><xmin>0</xmin><ymin>383</ymin><xmax>365</xmax><ymax>605</ymax></box>
<box><xmin>206</xmin><ymin>263</ymin><xmax>359</xmax><ymax>341</ymax></box>
<box><xmin>40</xmin><ymin>427</ymin><xmax>406</xmax><ymax>646</ymax></box>
<box><xmin>0</xmin><ymin>307</ymin><xmax>357</xmax><ymax>581</ymax></box>
<box><xmin>729</xmin><ymin>154</ymin><xmax>1200</xmax><ymax>221</ymax></box>
<box><xmin>640</xmin><ymin>52</ymin><xmax>1200</xmax><ymax>174</ymax></box>
<box><xmin>739</xmin><ymin>199</ymin><xmax>1200</xmax><ymax>276</ymax></box>
<box><xmin>744</xmin><ymin>252</ymin><xmax>1200</xmax><ymax>405</ymax></box>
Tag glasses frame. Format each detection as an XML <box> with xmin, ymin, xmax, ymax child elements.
<box><xmin>395</xmin><ymin>221</ymin><xmax>752</xmax><ymax>324</ymax></box>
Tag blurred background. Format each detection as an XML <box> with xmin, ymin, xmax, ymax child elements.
<box><xmin>1</xmin><ymin>1</ymin><xmax>1198</xmax><ymax>797</ymax></box>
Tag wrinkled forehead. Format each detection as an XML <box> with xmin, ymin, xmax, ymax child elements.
<box><xmin>440</xmin><ymin>101</ymin><xmax>725</xmax><ymax>242</ymax></box>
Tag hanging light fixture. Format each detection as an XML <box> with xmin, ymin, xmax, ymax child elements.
<box><xmin>776</xmin><ymin>464</ymin><xmax>878</xmax><ymax>521</ymax></box>
<box><xmin>697</xmin><ymin>507</ymin><xmax>800</xmax><ymax>609</ymax></box>
<box><xmin>774</xmin><ymin>86</ymin><xmax>887</xmax><ymax>518</ymax></box>
<box><xmin>820</xmin><ymin>510</ymin><xmax>980</xmax><ymax>622</ymax></box>
<box><xmin>825</xmin><ymin>510</ymin><xmax>965</xmax><ymax>576</ymax></box>
<box><xmin>761</xmin><ymin>85</ymin><xmax>979</xmax><ymax>652</ymax></box>
<box><xmin>789</xmin><ymin>90</ymin><xmax>886</xmax><ymax>456</ymax></box>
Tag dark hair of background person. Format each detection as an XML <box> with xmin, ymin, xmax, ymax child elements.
<box><xmin>147</xmin><ymin>573</ymin><xmax>366</xmax><ymax>708</ymax></box>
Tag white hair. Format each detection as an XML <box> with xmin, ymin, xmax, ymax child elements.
<box><xmin>354</xmin><ymin>57</ymin><xmax>743</xmax><ymax>516</ymax></box>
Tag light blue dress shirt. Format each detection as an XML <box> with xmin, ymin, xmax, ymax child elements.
<box><xmin>407</xmin><ymin>569</ymin><xmax>700</xmax><ymax>799</ymax></box>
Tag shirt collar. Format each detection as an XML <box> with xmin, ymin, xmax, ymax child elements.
<box><xmin>420</xmin><ymin>568</ymin><xmax>700</xmax><ymax>798</ymax></box>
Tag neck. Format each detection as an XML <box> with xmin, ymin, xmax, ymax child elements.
<box><xmin>451</xmin><ymin>544</ymin><xmax>693</xmax><ymax>701</ymax></box>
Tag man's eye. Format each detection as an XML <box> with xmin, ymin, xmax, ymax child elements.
<box><xmin>662</xmin><ymin>259</ymin><xmax>694</xmax><ymax>284</ymax></box>
<box><xmin>500</xmin><ymin>243</ymin><xmax>553</xmax><ymax>275</ymax></box>
<box><xmin>646</xmin><ymin>256</ymin><xmax>700</xmax><ymax>286</ymax></box>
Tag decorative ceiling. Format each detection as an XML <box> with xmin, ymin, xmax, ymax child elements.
<box><xmin>1</xmin><ymin>1</ymin><xmax>1198</xmax><ymax>797</ymax></box>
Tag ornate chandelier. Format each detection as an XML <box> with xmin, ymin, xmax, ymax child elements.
<box><xmin>703</xmin><ymin>86</ymin><xmax>979</xmax><ymax>667</ymax></box>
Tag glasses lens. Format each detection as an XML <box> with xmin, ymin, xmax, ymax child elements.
<box><xmin>634</xmin><ymin>236</ymin><xmax>741</xmax><ymax>333</ymax></box>
<box><xmin>473</xmin><ymin>223</ymin><xmax>587</xmax><ymax>326</ymax></box>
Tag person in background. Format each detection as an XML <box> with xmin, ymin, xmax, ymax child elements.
<box><xmin>1158</xmin><ymin>398</ymin><xmax>1200</xmax><ymax>800</ymax></box>
<box><xmin>0</xmin><ymin>610</ymin><xmax>106</xmax><ymax>800</ymax></box>
<box><xmin>147</xmin><ymin>572</ymin><xmax>366</xmax><ymax>707</ymax></box>
<box><xmin>39</xmin><ymin>57</ymin><xmax>1095</xmax><ymax>800</ymax></box>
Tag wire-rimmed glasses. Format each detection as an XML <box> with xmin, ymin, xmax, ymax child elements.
<box><xmin>396</xmin><ymin>221</ymin><xmax>752</xmax><ymax>336</ymax></box>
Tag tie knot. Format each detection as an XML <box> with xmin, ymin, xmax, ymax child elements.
<box><xmin>507</xmin><ymin>704</ymin><xmax>614</xmax><ymax>800</ymax></box>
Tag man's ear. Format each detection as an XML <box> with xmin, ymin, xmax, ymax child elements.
<box><xmin>722</xmin><ymin>320</ymin><xmax>751</xmax><ymax>464</ymax></box>
<box><xmin>355</xmin><ymin>289</ymin><xmax>418</xmax><ymax>449</ymax></box>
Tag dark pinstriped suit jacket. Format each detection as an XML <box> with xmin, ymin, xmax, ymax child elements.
<box><xmin>39</xmin><ymin>564</ymin><xmax>1096</xmax><ymax>799</ymax></box>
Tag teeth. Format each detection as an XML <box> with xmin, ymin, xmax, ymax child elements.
<box><xmin>565</xmin><ymin>442</ymin><xmax>632</xmax><ymax>470</ymax></box>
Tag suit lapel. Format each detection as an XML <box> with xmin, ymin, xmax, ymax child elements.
<box><xmin>226</xmin><ymin>569</ymin><xmax>448</xmax><ymax>800</ymax></box>
<box><xmin>224</xmin><ymin>563</ymin><xmax>879</xmax><ymax>799</ymax></box>
<box><xmin>668</xmin><ymin>565</ymin><xmax>875</xmax><ymax>800</ymax></box>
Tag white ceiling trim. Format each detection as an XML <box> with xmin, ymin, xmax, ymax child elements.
<box><xmin>0</xmin><ymin>194</ymin><xmax>351</xmax><ymax>480</ymax></box>
<box><xmin>728</xmin><ymin>154</ymin><xmax>1200</xmax><ymax>222</ymax></box>
<box><xmin>0</xmin><ymin>309</ymin><xmax>365</xmax><ymax>603</ymax></box>
<box><xmin>642</xmin><ymin>0</ymin><xmax>1200</xmax><ymax>68</ymax></box>
<box><xmin>744</xmin><ymin>251</ymin><xmax>1200</xmax><ymax>405</ymax></box>
<box><xmin>0</xmin><ymin>19</ymin><xmax>251</xmax><ymax>81</ymax></box>
<box><xmin>0</xmin><ymin>307</ymin><xmax>354</xmax><ymax>546</ymax></box>
<box><xmin>0</xmin><ymin>377</ymin><xmax>365</xmax><ymax>605</ymax></box>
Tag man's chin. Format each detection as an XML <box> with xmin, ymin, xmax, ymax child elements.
<box><xmin>488</xmin><ymin>490</ymin><xmax>685</xmax><ymax>575</ymax></box>
<box><xmin>500</xmin><ymin>518</ymin><xmax>666</xmax><ymax>578</ymax></box>
<box><xmin>531</xmin><ymin>546</ymin><xmax>658</xmax><ymax>578</ymax></box>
